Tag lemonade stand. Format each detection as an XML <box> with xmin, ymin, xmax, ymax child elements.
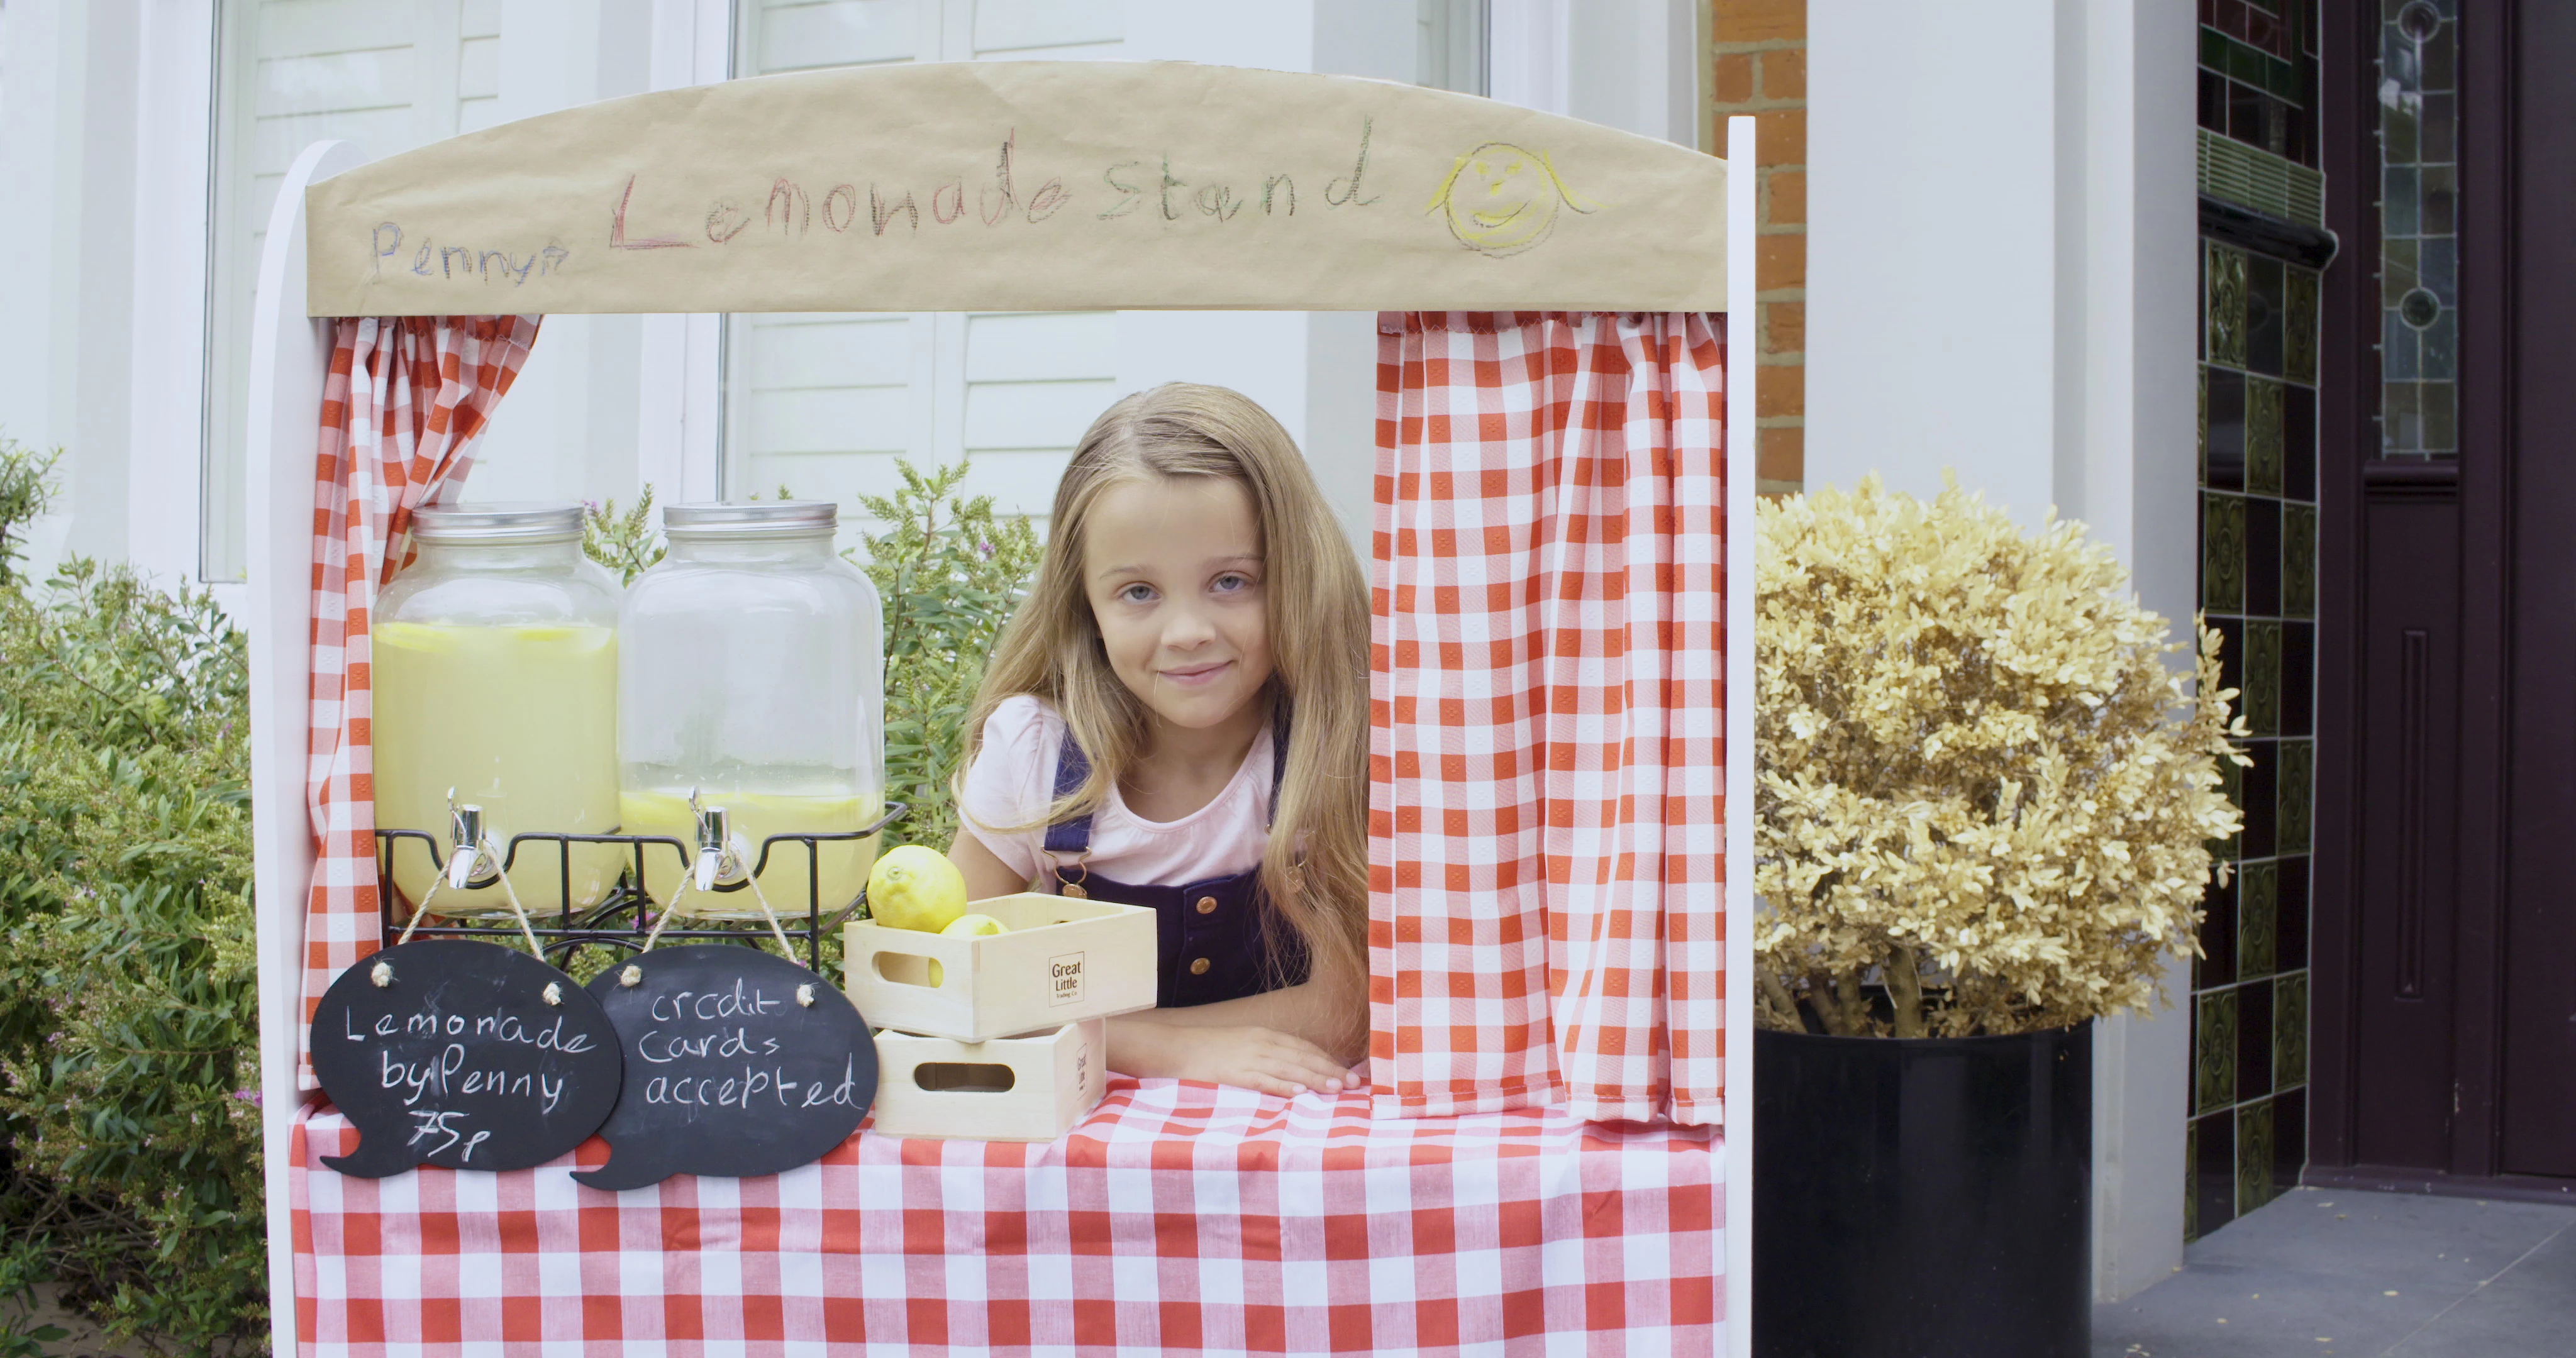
<box><xmin>246</xmin><ymin>59</ymin><xmax>1753</xmax><ymax>1356</ymax></box>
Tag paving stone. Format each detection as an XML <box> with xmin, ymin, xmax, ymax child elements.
<box><xmin>2093</xmin><ymin>1186</ymin><xmax>2576</xmax><ymax>1357</ymax></box>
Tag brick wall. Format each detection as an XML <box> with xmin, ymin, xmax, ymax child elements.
<box><xmin>1710</xmin><ymin>0</ymin><xmax>1807</xmax><ymax>494</ymax></box>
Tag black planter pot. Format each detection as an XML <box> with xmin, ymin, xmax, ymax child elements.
<box><xmin>1754</xmin><ymin>1022</ymin><xmax>2092</xmax><ymax>1358</ymax></box>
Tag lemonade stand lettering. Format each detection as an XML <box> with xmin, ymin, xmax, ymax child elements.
<box><xmin>603</xmin><ymin>118</ymin><xmax>1383</xmax><ymax>255</ymax></box>
<box><xmin>309</xmin><ymin>941</ymin><xmax>625</xmax><ymax>1178</ymax></box>
<box><xmin>369</xmin><ymin>117</ymin><xmax>1402</xmax><ymax>297</ymax></box>
<box><xmin>304</xmin><ymin>62</ymin><xmax>1728</xmax><ymax>317</ymax></box>
<box><xmin>572</xmin><ymin>945</ymin><xmax>877</xmax><ymax>1191</ymax></box>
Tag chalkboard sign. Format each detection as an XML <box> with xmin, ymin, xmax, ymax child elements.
<box><xmin>570</xmin><ymin>944</ymin><xmax>877</xmax><ymax>1192</ymax></box>
<box><xmin>311</xmin><ymin>941</ymin><xmax>623</xmax><ymax>1177</ymax></box>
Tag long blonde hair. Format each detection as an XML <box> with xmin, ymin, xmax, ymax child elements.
<box><xmin>961</xmin><ymin>383</ymin><xmax>1372</xmax><ymax>1012</ymax></box>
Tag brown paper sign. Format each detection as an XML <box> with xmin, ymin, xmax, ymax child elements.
<box><xmin>304</xmin><ymin>61</ymin><xmax>1726</xmax><ymax>316</ymax></box>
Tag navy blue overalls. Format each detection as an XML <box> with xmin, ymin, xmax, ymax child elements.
<box><xmin>1042</xmin><ymin>715</ymin><xmax>1309</xmax><ymax>1008</ymax></box>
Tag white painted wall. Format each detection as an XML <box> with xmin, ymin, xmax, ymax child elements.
<box><xmin>1118</xmin><ymin>0</ymin><xmax>1413</xmax><ymax>556</ymax></box>
<box><xmin>1807</xmin><ymin>0</ymin><xmax>2200</xmax><ymax>1303</ymax></box>
<box><xmin>0</xmin><ymin>0</ymin><xmax>1702</xmax><ymax>580</ymax></box>
<box><xmin>1489</xmin><ymin>0</ymin><xmax>1699</xmax><ymax>145</ymax></box>
<box><xmin>1807</xmin><ymin>4</ymin><xmax>2058</xmax><ymax>524</ymax></box>
<box><xmin>467</xmin><ymin>0</ymin><xmax>662</xmax><ymax>521</ymax></box>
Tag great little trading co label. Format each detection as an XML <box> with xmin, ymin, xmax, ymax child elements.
<box><xmin>309</xmin><ymin>941</ymin><xmax>624</xmax><ymax>1177</ymax></box>
<box><xmin>1048</xmin><ymin>951</ymin><xmax>1086</xmax><ymax>1006</ymax></box>
<box><xmin>571</xmin><ymin>944</ymin><xmax>877</xmax><ymax>1192</ymax></box>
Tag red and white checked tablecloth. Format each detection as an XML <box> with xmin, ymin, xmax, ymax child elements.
<box><xmin>293</xmin><ymin>1078</ymin><xmax>1721</xmax><ymax>1357</ymax></box>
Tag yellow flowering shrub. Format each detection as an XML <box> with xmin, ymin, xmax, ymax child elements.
<box><xmin>1755</xmin><ymin>476</ymin><xmax>2246</xmax><ymax>1039</ymax></box>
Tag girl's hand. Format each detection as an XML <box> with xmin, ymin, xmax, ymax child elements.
<box><xmin>1111</xmin><ymin>1017</ymin><xmax>1357</xmax><ymax>1099</ymax></box>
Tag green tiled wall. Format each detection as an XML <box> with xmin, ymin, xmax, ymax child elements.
<box><xmin>2192</xmin><ymin>234</ymin><xmax>2319</xmax><ymax>1240</ymax></box>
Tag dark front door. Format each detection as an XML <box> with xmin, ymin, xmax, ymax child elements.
<box><xmin>2313</xmin><ymin>0</ymin><xmax>2576</xmax><ymax>1193</ymax></box>
<box><xmin>2494</xmin><ymin>0</ymin><xmax>2576</xmax><ymax>1181</ymax></box>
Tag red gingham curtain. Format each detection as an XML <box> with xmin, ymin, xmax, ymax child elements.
<box><xmin>1369</xmin><ymin>312</ymin><xmax>1726</xmax><ymax>1125</ymax></box>
<box><xmin>297</xmin><ymin>315</ymin><xmax>541</xmax><ymax>1086</ymax></box>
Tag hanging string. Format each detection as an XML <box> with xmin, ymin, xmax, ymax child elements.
<box><xmin>643</xmin><ymin>836</ymin><xmax>799</xmax><ymax>960</ymax></box>
<box><xmin>395</xmin><ymin>834</ymin><xmax>544</xmax><ymax>957</ymax></box>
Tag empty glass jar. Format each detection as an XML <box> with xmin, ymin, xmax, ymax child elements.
<box><xmin>372</xmin><ymin>504</ymin><xmax>624</xmax><ymax>916</ymax></box>
<box><xmin>618</xmin><ymin>501</ymin><xmax>886</xmax><ymax>919</ymax></box>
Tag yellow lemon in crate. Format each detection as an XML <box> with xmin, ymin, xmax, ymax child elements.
<box><xmin>928</xmin><ymin>912</ymin><xmax>1005</xmax><ymax>985</ymax></box>
<box><xmin>867</xmin><ymin>845</ymin><xmax>969</xmax><ymax>933</ymax></box>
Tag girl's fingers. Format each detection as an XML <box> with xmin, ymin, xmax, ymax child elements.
<box><xmin>1199</xmin><ymin>1029</ymin><xmax>1361</xmax><ymax>1100</ymax></box>
<box><xmin>1269</xmin><ymin>1049</ymin><xmax>1349</xmax><ymax>1093</ymax></box>
<box><xmin>1267</xmin><ymin>1034</ymin><xmax>1338</xmax><ymax>1066</ymax></box>
<box><xmin>1252</xmin><ymin>1063</ymin><xmax>1326</xmax><ymax>1099</ymax></box>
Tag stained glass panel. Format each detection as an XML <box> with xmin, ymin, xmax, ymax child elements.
<box><xmin>2380</xmin><ymin>0</ymin><xmax>2460</xmax><ymax>456</ymax></box>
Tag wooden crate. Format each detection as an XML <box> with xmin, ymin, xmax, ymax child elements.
<box><xmin>843</xmin><ymin>892</ymin><xmax>1157</xmax><ymax>1042</ymax></box>
<box><xmin>867</xmin><ymin>1019</ymin><xmax>1108</xmax><ymax>1142</ymax></box>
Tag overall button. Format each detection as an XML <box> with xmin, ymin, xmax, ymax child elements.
<box><xmin>1195</xmin><ymin>896</ymin><xmax>1218</xmax><ymax>915</ymax></box>
<box><xmin>1188</xmin><ymin>958</ymin><xmax>1211</xmax><ymax>976</ymax></box>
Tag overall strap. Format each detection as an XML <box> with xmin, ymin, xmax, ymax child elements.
<box><xmin>1263</xmin><ymin>700</ymin><xmax>1289</xmax><ymax>828</ymax></box>
<box><xmin>1041</xmin><ymin>702</ymin><xmax>1292</xmax><ymax>857</ymax></box>
<box><xmin>1042</xmin><ymin>731</ymin><xmax>1094</xmax><ymax>856</ymax></box>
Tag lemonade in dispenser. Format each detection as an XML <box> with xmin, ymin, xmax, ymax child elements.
<box><xmin>618</xmin><ymin>501</ymin><xmax>886</xmax><ymax>918</ymax></box>
<box><xmin>372</xmin><ymin>504</ymin><xmax>625</xmax><ymax>915</ymax></box>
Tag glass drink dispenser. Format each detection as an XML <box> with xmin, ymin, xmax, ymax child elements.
<box><xmin>618</xmin><ymin>501</ymin><xmax>886</xmax><ymax>918</ymax></box>
<box><xmin>372</xmin><ymin>504</ymin><xmax>624</xmax><ymax>915</ymax></box>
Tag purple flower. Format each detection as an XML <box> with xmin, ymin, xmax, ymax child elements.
<box><xmin>231</xmin><ymin>1088</ymin><xmax>262</xmax><ymax>1106</ymax></box>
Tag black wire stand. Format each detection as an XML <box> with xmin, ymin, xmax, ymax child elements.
<box><xmin>372</xmin><ymin>803</ymin><xmax>908</xmax><ymax>971</ymax></box>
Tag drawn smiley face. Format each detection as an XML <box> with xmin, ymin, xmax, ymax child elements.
<box><xmin>1430</xmin><ymin>141</ymin><xmax>1594</xmax><ymax>257</ymax></box>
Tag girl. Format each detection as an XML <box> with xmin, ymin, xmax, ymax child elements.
<box><xmin>947</xmin><ymin>383</ymin><xmax>1371</xmax><ymax>1098</ymax></box>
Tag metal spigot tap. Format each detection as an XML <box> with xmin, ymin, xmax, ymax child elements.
<box><xmin>445</xmin><ymin>791</ymin><xmax>504</xmax><ymax>890</ymax></box>
<box><xmin>689</xmin><ymin>790</ymin><xmax>754</xmax><ymax>892</ymax></box>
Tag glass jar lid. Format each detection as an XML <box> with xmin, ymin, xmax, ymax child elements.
<box><xmin>410</xmin><ymin>502</ymin><xmax>585</xmax><ymax>543</ymax></box>
<box><xmin>662</xmin><ymin>500</ymin><xmax>839</xmax><ymax>538</ymax></box>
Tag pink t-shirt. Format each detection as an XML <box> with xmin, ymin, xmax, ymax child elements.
<box><xmin>958</xmin><ymin>695</ymin><xmax>1275</xmax><ymax>888</ymax></box>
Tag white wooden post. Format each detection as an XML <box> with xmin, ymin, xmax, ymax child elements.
<box><xmin>245</xmin><ymin>136</ymin><xmax>367</xmax><ymax>1358</ymax></box>
<box><xmin>1723</xmin><ymin>111</ymin><xmax>1758</xmax><ymax>1358</ymax></box>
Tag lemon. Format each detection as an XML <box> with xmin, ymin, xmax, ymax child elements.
<box><xmin>943</xmin><ymin>914</ymin><xmax>1006</xmax><ymax>937</ymax></box>
<box><xmin>867</xmin><ymin>844</ymin><xmax>969</xmax><ymax>933</ymax></box>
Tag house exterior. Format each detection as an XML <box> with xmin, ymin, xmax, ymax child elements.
<box><xmin>3</xmin><ymin>0</ymin><xmax>2559</xmax><ymax>1311</ymax></box>
<box><xmin>1801</xmin><ymin>0</ymin><xmax>2576</xmax><ymax>1289</ymax></box>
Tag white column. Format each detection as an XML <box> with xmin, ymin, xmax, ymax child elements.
<box><xmin>636</xmin><ymin>0</ymin><xmax>730</xmax><ymax>507</ymax></box>
<box><xmin>1808</xmin><ymin>0</ymin><xmax>2199</xmax><ymax>1301</ymax></box>
<box><xmin>125</xmin><ymin>1</ymin><xmax>219</xmax><ymax>589</ymax></box>
<box><xmin>465</xmin><ymin>0</ymin><xmax>640</xmax><ymax>511</ymax></box>
<box><xmin>0</xmin><ymin>0</ymin><xmax>74</xmax><ymax>567</ymax></box>
<box><xmin>1487</xmin><ymin>0</ymin><xmax>1567</xmax><ymax>114</ymax></box>
<box><xmin>1492</xmin><ymin>0</ymin><xmax>1701</xmax><ymax>146</ymax></box>
<box><xmin>2069</xmin><ymin>0</ymin><xmax>2200</xmax><ymax>1303</ymax></box>
<box><xmin>1111</xmin><ymin>0</ymin><xmax>1407</xmax><ymax>559</ymax></box>
<box><xmin>0</xmin><ymin>0</ymin><xmax>143</xmax><ymax>573</ymax></box>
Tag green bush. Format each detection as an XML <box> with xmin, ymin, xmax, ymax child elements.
<box><xmin>0</xmin><ymin>438</ymin><xmax>266</xmax><ymax>1355</ymax></box>
<box><xmin>856</xmin><ymin>461</ymin><xmax>1041</xmax><ymax>853</ymax></box>
<box><xmin>0</xmin><ymin>448</ymin><xmax>1033</xmax><ymax>1358</ymax></box>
